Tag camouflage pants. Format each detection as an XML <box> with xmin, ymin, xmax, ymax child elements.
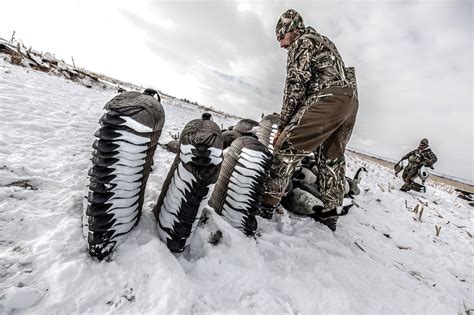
<box><xmin>262</xmin><ymin>87</ymin><xmax>358</xmax><ymax>210</ymax></box>
<box><xmin>314</xmin><ymin>151</ymin><xmax>346</xmax><ymax>210</ymax></box>
<box><xmin>401</xmin><ymin>163</ymin><xmax>420</xmax><ymax>189</ymax></box>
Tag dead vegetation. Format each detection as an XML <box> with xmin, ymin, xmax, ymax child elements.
<box><xmin>5</xmin><ymin>179</ymin><xmax>37</xmax><ymax>190</ymax></box>
<box><xmin>1</xmin><ymin>36</ymin><xmax>140</xmax><ymax>91</ymax></box>
<box><xmin>408</xmin><ymin>203</ymin><xmax>424</xmax><ymax>222</ymax></box>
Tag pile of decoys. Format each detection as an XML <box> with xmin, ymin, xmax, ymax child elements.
<box><xmin>281</xmin><ymin>154</ymin><xmax>367</xmax><ymax>218</ymax></box>
<box><xmin>83</xmin><ymin>92</ymin><xmax>367</xmax><ymax>260</ymax></box>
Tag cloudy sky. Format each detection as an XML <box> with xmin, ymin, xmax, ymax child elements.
<box><xmin>1</xmin><ymin>0</ymin><xmax>472</xmax><ymax>182</ymax></box>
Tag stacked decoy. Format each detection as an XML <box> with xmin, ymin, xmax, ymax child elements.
<box><xmin>220</xmin><ymin>118</ymin><xmax>258</xmax><ymax>150</ymax></box>
<box><xmin>232</xmin><ymin>118</ymin><xmax>259</xmax><ymax>135</ymax></box>
<box><xmin>256</xmin><ymin>114</ymin><xmax>281</xmax><ymax>153</ymax></box>
<box><xmin>209</xmin><ymin>136</ymin><xmax>272</xmax><ymax>236</ymax></box>
<box><xmin>221</xmin><ymin>130</ymin><xmax>242</xmax><ymax>149</ymax></box>
<box><xmin>83</xmin><ymin>90</ymin><xmax>165</xmax><ymax>260</ymax></box>
<box><xmin>154</xmin><ymin>114</ymin><xmax>223</xmax><ymax>253</ymax></box>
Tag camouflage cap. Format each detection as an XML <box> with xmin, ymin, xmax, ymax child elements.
<box><xmin>275</xmin><ymin>9</ymin><xmax>305</xmax><ymax>40</ymax></box>
<box><xmin>420</xmin><ymin>138</ymin><xmax>429</xmax><ymax>145</ymax></box>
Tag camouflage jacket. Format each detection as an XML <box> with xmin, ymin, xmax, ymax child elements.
<box><xmin>280</xmin><ymin>27</ymin><xmax>352</xmax><ymax>131</ymax></box>
<box><xmin>402</xmin><ymin>147</ymin><xmax>438</xmax><ymax>167</ymax></box>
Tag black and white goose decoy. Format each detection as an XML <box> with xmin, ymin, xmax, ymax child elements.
<box><xmin>154</xmin><ymin>113</ymin><xmax>223</xmax><ymax>253</ymax></box>
<box><xmin>209</xmin><ymin>136</ymin><xmax>272</xmax><ymax>236</ymax></box>
<box><xmin>83</xmin><ymin>90</ymin><xmax>165</xmax><ymax>260</ymax></box>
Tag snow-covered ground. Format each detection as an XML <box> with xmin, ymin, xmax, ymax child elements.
<box><xmin>0</xmin><ymin>58</ymin><xmax>473</xmax><ymax>314</ymax></box>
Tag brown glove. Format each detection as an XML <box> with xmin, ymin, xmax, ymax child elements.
<box><xmin>273</xmin><ymin>130</ymin><xmax>280</xmax><ymax>146</ymax></box>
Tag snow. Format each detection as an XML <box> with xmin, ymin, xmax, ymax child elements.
<box><xmin>0</xmin><ymin>58</ymin><xmax>473</xmax><ymax>314</ymax></box>
<box><xmin>2</xmin><ymin>287</ymin><xmax>43</xmax><ymax>309</ymax></box>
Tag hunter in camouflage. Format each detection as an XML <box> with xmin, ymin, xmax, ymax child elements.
<box><xmin>261</xmin><ymin>9</ymin><xmax>359</xmax><ymax>231</ymax></box>
<box><xmin>397</xmin><ymin>138</ymin><xmax>438</xmax><ymax>192</ymax></box>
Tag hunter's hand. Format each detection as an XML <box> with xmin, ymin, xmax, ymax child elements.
<box><xmin>273</xmin><ymin>130</ymin><xmax>281</xmax><ymax>146</ymax></box>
